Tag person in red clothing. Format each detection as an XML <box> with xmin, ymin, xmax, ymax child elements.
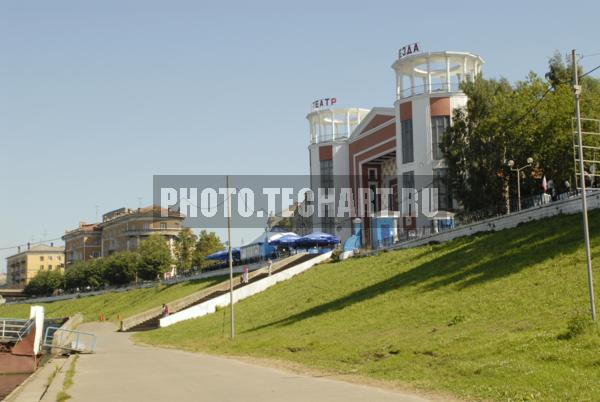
<box><xmin>161</xmin><ymin>304</ymin><xmax>170</xmax><ymax>317</ymax></box>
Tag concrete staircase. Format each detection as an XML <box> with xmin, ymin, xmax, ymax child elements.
<box><xmin>120</xmin><ymin>253</ymin><xmax>310</xmax><ymax>332</ymax></box>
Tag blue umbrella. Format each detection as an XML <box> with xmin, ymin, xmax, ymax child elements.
<box><xmin>295</xmin><ymin>232</ymin><xmax>340</xmax><ymax>248</ymax></box>
<box><xmin>270</xmin><ymin>234</ymin><xmax>301</xmax><ymax>246</ymax></box>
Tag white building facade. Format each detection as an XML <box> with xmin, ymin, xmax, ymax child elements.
<box><xmin>307</xmin><ymin>48</ymin><xmax>484</xmax><ymax>247</ymax></box>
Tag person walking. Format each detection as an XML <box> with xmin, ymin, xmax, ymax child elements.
<box><xmin>242</xmin><ymin>266</ymin><xmax>249</xmax><ymax>284</ymax></box>
<box><xmin>161</xmin><ymin>304</ymin><xmax>170</xmax><ymax>318</ymax></box>
<box><xmin>267</xmin><ymin>258</ymin><xmax>273</xmax><ymax>276</ymax></box>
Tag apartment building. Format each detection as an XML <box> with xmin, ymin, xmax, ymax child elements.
<box><xmin>99</xmin><ymin>205</ymin><xmax>185</xmax><ymax>256</ymax></box>
<box><xmin>62</xmin><ymin>222</ymin><xmax>102</xmax><ymax>265</ymax></box>
<box><xmin>6</xmin><ymin>244</ymin><xmax>65</xmax><ymax>288</ymax></box>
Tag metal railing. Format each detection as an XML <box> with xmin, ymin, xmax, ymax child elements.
<box><xmin>399</xmin><ymin>82</ymin><xmax>461</xmax><ymax>99</ymax></box>
<box><xmin>311</xmin><ymin>132</ymin><xmax>351</xmax><ymax>145</ymax></box>
<box><xmin>369</xmin><ymin>189</ymin><xmax>587</xmax><ymax>251</ymax></box>
<box><xmin>0</xmin><ymin>318</ymin><xmax>34</xmax><ymax>342</ymax></box>
<box><xmin>43</xmin><ymin>326</ymin><xmax>97</xmax><ymax>354</ymax></box>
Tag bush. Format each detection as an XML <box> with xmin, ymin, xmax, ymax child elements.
<box><xmin>559</xmin><ymin>312</ymin><xmax>597</xmax><ymax>339</ymax></box>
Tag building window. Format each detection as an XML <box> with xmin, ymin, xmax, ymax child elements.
<box><xmin>401</xmin><ymin>120</ymin><xmax>414</xmax><ymax>164</ymax></box>
<box><xmin>402</xmin><ymin>171</ymin><xmax>415</xmax><ymax>216</ymax></box>
<box><xmin>368</xmin><ymin>168</ymin><xmax>377</xmax><ymax>181</ymax></box>
<box><xmin>40</xmin><ymin>265</ymin><xmax>44</xmax><ymax>270</ymax></box>
<box><xmin>57</xmin><ymin>256</ymin><xmax>62</xmax><ymax>261</ymax></box>
<box><xmin>143</xmin><ymin>223</ymin><xmax>149</xmax><ymax>230</ymax></box>
<box><xmin>160</xmin><ymin>223</ymin><xmax>167</xmax><ymax>230</ymax></box>
<box><xmin>433</xmin><ymin>168</ymin><xmax>452</xmax><ymax>211</ymax></box>
<box><xmin>320</xmin><ymin>159</ymin><xmax>334</xmax><ymax>233</ymax></box>
<box><xmin>40</xmin><ymin>256</ymin><xmax>44</xmax><ymax>261</ymax></box>
<box><xmin>49</xmin><ymin>256</ymin><xmax>53</xmax><ymax>260</ymax></box>
<box><xmin>48</xmin><ymin>265</ymin><xmax>53</xmax><ymax>270</ymax></box>
<box><xmin>431</xmin><ymin>116</ymin><xmax>450</xmax><ymax>160</ymax></box>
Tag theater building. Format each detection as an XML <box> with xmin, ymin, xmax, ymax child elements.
<box><xmin>307</xmin><ymin>48</ymin><xmax>484</xmax><ymax>247</ymax></box>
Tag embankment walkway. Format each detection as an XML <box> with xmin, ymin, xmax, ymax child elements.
<box><xmin>68</xmin><ymin>323</ymin><xmax>432</xmax><ymax>402</ymax></box>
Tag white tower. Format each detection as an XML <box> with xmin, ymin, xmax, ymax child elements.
<box><xmin>392</xmin><ymin>51</ymin><xmax>484</xmax><ymax>231</ymax></box>
<box><xmin>307</xmin><ymin>105</ymin><xmax>369</xmax><ymax>238</ymax></box>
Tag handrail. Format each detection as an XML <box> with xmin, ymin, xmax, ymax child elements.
<box><xmin>0</xmin><ymin>317</ymin><xmax>34</xmax><ymax>342</ymax></box>
<box><xmin>43</xmin><ymin>326</ymin><xmax>97</xmax><ymax>354</ymax></box>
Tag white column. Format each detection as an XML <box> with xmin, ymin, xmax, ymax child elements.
<box><xmin>316</xmin><ymin>112</ymin><xmax>321</xmax><ymax>142</ymax></box>
<box><xmin>331</xmin><ymin>110</ymin><xmax>335</xmax><ymax>140</ymax></box>
<box><xmin>462</xmin><ymin>56</ymin><xmax>468</xmax><ymax>82</ymax></box>
<box><xmin>410</xmin><ymin>73</ymin><xmax>415</xmax><ymax>96</ymax></box>
<box><xmin>446</xmin><ymin>56</ymin><xmax>451</xmax><ymax>91</ymax></box>
<box><xmin>426</xmin><ymin>57</ymin><xmax>432</xmax><ymax>93</ymax></box>
<box><xmin>346</xmin><ymin>110</ymin><xmax>351</xmax><ymax>136</ymax></box>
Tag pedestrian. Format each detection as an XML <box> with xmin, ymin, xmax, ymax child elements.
<box><xmin>267</xmin><ymin>258</ymin><xmax>273</xmax><ymax>276</ymax></box>
<box><xmin>161</xmin><ymin>304</ymin><xmax>169</xmax><ymax>318</ymax></box>
<box><xmin>242</xmin><ymin>266</ymin><xmax>249</xmax><ymax>284</ymax></box>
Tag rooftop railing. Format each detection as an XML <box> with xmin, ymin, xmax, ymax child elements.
<box><xmin>399</xmin><ymin>82</ymin><xmax>461</xmax><ymax>99</ymax></box>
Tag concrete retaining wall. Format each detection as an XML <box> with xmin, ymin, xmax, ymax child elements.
<box><xmin>394</xmin><ymin>193</ymin><xmax>600</xmax><ymax>250</ymax></box>
<box><xmin>159</xmin><ymin>251</ymin><xmax>333</xmax><ymax>328</ymax></box>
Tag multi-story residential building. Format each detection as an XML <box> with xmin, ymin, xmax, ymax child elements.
<box><xmin>99</xmin><ymin>205</ymin><xmax>185</xmax><ymax>257</ymax></box>
<box><xmin>5</xmin><ymin>244</ymin><xmax>65</xmax><ymax>288</ymax></box>
<box><xmin>62</xmin><ymin>222</ymin><xmax>102</xmax><ymax>265</ymax></box>
<box><xmin>307</xmin><ymin>46</ymin><xmax>484</xmax><ymax>247</ymax></box>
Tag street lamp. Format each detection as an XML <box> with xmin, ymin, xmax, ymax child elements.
<box><xmin>508</xmin><ymin>157</ymin><xmax>533</xmax><ymax>212</ymax></box>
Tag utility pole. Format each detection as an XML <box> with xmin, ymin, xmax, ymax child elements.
<box><xmin>572</xmin><ymin>49</ymin><xmax>596</xmax><ymax>321</ymax></box>
<box><xmin>226</xmin><ymin>175</ymin><xmax>235</xmax><ymax>338</ymax></box>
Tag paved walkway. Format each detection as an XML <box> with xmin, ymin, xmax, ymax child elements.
<box><xmin>68</xmin><ymin>322</ymin><xmax>432</xmax><ymax>402</ymax></box>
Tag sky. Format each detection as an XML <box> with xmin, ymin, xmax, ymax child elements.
<box><xmin>1</xmin><ymin>0</ymin><xmax>599</xmax><ymax>272</ymax></box>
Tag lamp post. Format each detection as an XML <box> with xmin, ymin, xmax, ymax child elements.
<box><xmin>572</xmin><ymin>49</ymin><xmax>596</xmax><ymax>321</ymax></box>
<box><xmin>508</xmin><ymin>157</ymin><xmax>533</xmax><ymax>212</ymax></box>
<box><xmin>226</xmin><ymin>175</ymin><xmax>234</xmax><ymax>339</ymax></box>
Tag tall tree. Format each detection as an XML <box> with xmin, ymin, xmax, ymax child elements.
<box><xmin>174</xmin><ymin>228</ymin><xmax>196</xmax><ymax>272</ymax></box>
<box><xmin>194</xmin><ymin>230</ymin><xmax>223</xmax><ymax>270</ymax></box>
<box><xmin>103</xmin><ymin>251</ymin><xmax>139</xmax><ymax>285</ymax></box>
<box><xmin>137</xmin><ymin>234</ymin><xmax>173</xmax><ymax>280</ymax></box>
<box><xmin>443</xmin><ymin>56</ymin><xmax>600</xmax><ymax>214</ymax></box>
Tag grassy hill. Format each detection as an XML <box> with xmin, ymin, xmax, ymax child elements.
<box><xmin>136</xmin><ymin>211</ymin><xmax>600</xmax><ymax>401</ymax></box>
<box><xmin>0</xmin><ymin>275</ymin><xmax>226</xmax><ymax>322</ymax></box>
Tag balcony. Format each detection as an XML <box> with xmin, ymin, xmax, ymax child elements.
<box><xmin>399</xmin><ymin>82</ymin><xmax>461</xmax><ymax>99</ymax></box>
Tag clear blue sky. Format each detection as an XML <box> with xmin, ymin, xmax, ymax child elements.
<box><xmin>1</xmin><ymin>0</ymin><xmax>599</xmax><ymax>272</ymax></box>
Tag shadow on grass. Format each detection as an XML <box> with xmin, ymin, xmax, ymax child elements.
<box><xmin>246</xmin><ymin>212</ymin><xmax>598</xmax><ymax>332</ymax></box>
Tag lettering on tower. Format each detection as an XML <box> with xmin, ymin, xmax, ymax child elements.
<box><xmin>312</xmin><ymin>98</ymin><xmax>337</xmax><ymax>110</ymax></box>
<box><xmin>398</xmin><ymin>43</ymin><xmax>420</xmax><ymax>59</ymax></box>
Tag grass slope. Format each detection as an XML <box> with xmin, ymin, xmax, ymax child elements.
<box><xmin>136</xmin><ymin>211</ymin><xmax>600</xmax><ymax>401</ymax></box>
<box><xmin>0</xmin><ymin>276</ymin><xmax>225</xmax><ymax>322</ymax></box>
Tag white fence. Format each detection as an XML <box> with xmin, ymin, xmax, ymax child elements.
<box><xmin>159</xmin><ymin>251</ymin><xmax>333</xmax><ymax>328</ymax></box>
<box><xmin>392</xmin><ymin>192</ymin><xmax>600</xmax><ymax>250</ymax></box>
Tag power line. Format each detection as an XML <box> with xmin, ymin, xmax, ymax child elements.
<box><xmin>581</xmin><ymin>64</ymin><xmax>600</xmax><ymax>79</ymax></box>
<box><xmin>0</xmin><ymin>237</ymin><xmax>63</xmax><ymax>252</ymax></box>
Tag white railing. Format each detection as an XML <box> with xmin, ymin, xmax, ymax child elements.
<box><xmin>0</xmin><ymin>318</ymin><xmax>34</xmax><ymax>342</ymax></box>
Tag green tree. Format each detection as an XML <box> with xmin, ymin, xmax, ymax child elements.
<box><xmin>443</xmin><ymin>56</ymin><xmax>600</xmax><ymax>214</ymax></box>
<box><xmin>25</xmin><ymin>269</ymin><xmax>64</xmax><ymax>296</ymax></box>
<box><xmin>174</xmin><ymin>228</ymin><xmax>196</xmax><ymax>272</ymax></box>
<box><xmin>103</xmin><ymin>251</ymin><xmax>139</xmax><ymax>285</ymax></box>
<box><xmin>193</xmin><ymin>230</ymin><xmax>223</xmax><ymax>270</ymax></box>
<box><xmin>64</xmin><ymin>261</ymin><xmax>88</xmax><ymax>290</ymax></box>
<box><xmin>65</xmin><ymin>259</ymin><xmax>105</xmax><ymax>290</ymax></box>
<box><xmin>137</xmin><ymin>234</ymin><xmax>173</xmax><ymax>280</ymax></box>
